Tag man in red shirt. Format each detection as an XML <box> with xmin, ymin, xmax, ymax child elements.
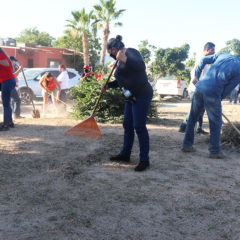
<box><xmin>0</xmin><ymin>48</ymin><xmax>16</xmax><ymax>130</ymax></box>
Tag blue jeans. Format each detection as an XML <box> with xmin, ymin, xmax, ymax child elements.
<box><xmin>11</xmin><ymin>88</ymin><xmax>21</xmax><ymax>116</ymax></box>
<box><xmin>182</xmin><ymin>90</ymin><xmax>222</xmax><ymax>154</ymax></box>
<box><xmin>1</xmin><ymin>78</ymin><xmax>16</xmax><ymax>126</ymax></box>
<box><xmin>229</xmin><ymin>89</ymin><xmax>239</xmax><ymax>103</ymax></box>
<box><xmin>184</xmin><ymin>108</ymin><xmax>205</xmax><ymax>129</ymax></box>
<box><xmin>120</xmin><ymin>95</ymin><xmax>153</xmax><ymax>162</ymax></box>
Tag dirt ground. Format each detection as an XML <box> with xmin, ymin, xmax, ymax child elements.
<box><xmin>0</xmin><ymin>99</ymin><xmax>240</xmax><ymax>240</ymax></box>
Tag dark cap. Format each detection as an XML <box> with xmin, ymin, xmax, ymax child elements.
<box><xmin>10</xmin><ymin>56</ymin><xmax>18</xmax><ymax>61</ymax></box>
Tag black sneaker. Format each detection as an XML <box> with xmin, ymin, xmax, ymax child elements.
<box><xmin>209</xmin><ymin>152</ymin><xmax>225</xmax><ymax>159</ymax></box>
<box><xmin>8</xmin><ymin>122</ymin><xmax>14</xmax><ymax>128</ymax></box>
<box><xmin>181</xmin><ymin>146</ymin><xmax>196</xmax><ymax>152</ymax></box>
<box><xmin>134</xmin><ymin>162</ymin><xmax>150</xmax><ymax>172</ymax></box>
<box><xmin>196</xmin><ymin>128</ymin><xmax>209</xmax><ymax>135</ymax></box>
<box><xmin>110</xmin><ymin>154</ymin><xmax>130</xmax><ymax>162</ymax></box>
<box><xmin>0</xmin><ymin>125</ymin><xmax>9</xmax><ymax>131</ymax></box>
<box><xmin>179</xmin><ymin>122</ymin><xmax>187</xmax><ymax>133</ymax></box>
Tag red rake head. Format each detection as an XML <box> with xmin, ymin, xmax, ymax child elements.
<box><xmin>65</xmin><ymin>115</ymin><xmax>102</xmax><ymax>139</ymax></box>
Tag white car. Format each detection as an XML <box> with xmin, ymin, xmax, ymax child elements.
<box><xmin>17</xmin><ymin>68</ymin><xmax>80</xmax><ymax>104</ymax></box>
<box><xmin>155</xmin><ymin>75</ymin><xmax>188</xmax><ymax>98</ymax></box>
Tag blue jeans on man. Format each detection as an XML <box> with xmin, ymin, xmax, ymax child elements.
<box><xmin>182</xmin><ymin>90</ymin><xmax>222</xmax><ymax>154</ymax></box>
<box><xmin>11</xmin><ymin>88</ymin><xmax>21</xmax><ymax>117</ymax></box>
<box><xmin>229</xmin><ymin>88</ymin><xmax>239</xmax><ymax>103</ymax></box>
<box><xmin>120</xmin><ymin>95</ymin><xmax>153</xmax><ymax>162</ymax></box>
<box><xmin>1</xmin><ymin>78</ymin><xmax>16</xmax><ymax>126</ymax></box>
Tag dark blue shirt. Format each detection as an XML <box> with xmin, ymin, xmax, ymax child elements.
<box><xmin>108</xmin><ymin>48</ymin><xmax>153</xmax><ymax>97</ymax></box>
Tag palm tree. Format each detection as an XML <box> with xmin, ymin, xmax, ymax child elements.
<box><xmin>94</xmin><ymin>0</ymin><xmax>125</xmax><ymax>65</ymax></box>
<box><xmin>66</xmin><ymin>9</ymin><xmax>95</xmax><ymax>65</ymax></box>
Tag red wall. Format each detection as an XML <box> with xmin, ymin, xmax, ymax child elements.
<box><xmin>1</xmin><ymin>46</ymin><xmax>68</xmax><ymax>68</ymax></box>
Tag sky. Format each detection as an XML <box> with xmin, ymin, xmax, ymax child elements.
<box><xmin>1</xmin><ymin>0</ymin><xmax>240</xmax><ymax>58</ymax></box>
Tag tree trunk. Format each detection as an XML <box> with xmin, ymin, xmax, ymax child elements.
<box><xmin>82</xmin><ymin>32</ymin><xmax>89</xmax><ymax>65</ymax></box>
<box><xmin>100</xmin><ymin>23</ymin><xmax>110</xmax><ymax>65</ymax></box>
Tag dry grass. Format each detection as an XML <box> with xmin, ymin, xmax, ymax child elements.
<box><xmin>0</xmin><ymin>101</ymin><xmax>240</xmax><ymax>239</ymax></box>
<box><xmin>221</xmin><ymin>122</ymin><xmax>240</xmax><ymax>147</ymax></box>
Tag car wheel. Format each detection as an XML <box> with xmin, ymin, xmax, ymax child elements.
<box><xmin>19</xmin><ymin>88</ymin><xmax>33</xmax><ymax>105</ymax></box>
<box><xmin>183</xmin><ymin>89</ymin><xmax>188</xmax><ymax>98</ymax></box>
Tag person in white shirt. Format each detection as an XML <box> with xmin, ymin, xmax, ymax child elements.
<box><xmin>57</xmin><ymin>64</ymin><xmax>69</xmax><ymax>108</ymax></box>
<box><xmin>179</xmin><ymin>42</ymin><xmax>215</xmax><ymax>134</ymax></box>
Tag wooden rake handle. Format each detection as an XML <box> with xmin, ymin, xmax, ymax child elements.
<box><xmin>92</xmin><ymin>60</ymin><xmax>119</xmax><ymax>115</ymax></box>
<box><xmin>21</xmin><ymin>69</ymin><xmax>36</xmax><ymax>112</ymax></box>
<box><xmin>222</xmin><ymin>112</ymin><xmax>240</xmax><ymax>136</ymax></box>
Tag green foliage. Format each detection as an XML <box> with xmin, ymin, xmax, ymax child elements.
<box><xmin>16</xmin><ymin>27</ymin><xmax>54</xmax><ymax>46</ymax></box>
<box><xmin>219</xmin><ymin>39</ymin><xmax>240</xmax><ymax>57</ymax></box>
<box><xmin>70</xmin><ymin>75</ymin><xmax>158</xmax><ymax>123</ymax></box>
<box><xmin>64</xmin><ymin>54</ymin><xmax>84</xmax><ymax>73</ymax></box>
<box><xmin>93</xmin><ymin>0</ymin><xmax>126</xmax><ymax>65</ymax></box>
<box><xmin>94</xmin><ymin>63</ymin><xmax>109</xmax><ymax>74</ymax></box>
<box><xmin>66</xmin><ymin>9</ymin><xmax>95</xmax><ymax>33</ymax></box>
<box><xmin>65</xmin><ymin>8</ymin><xmax>98</xmax><ymax>65</ymax></box>
<box><xmin>186</xmin><ymin>52</ymin><xmax>196</xmax><ymax>68</ymax></box>
<box><xmin>88</xmin><ymin>34</ymin><xmax>101</xmax><ymax>67</ymax></box>
<box><xmin>151</xmin><ymin>43</ymin><xmax>190</xmax><ymax>77</ymax></box>
<box><xmin>53</xmin><ymin>20</ymin><xmax>101</xmax><ymax>70</ymax></box>
<box><xmin>178</xmin><ymin>69</ymin><xmax>191</xmax><ymax>85</ymax></box>
<box><xmin>53</xmin><ymin>29</ymin><xmax>83</xmax><ymax>50</ymax></box>
<box><xmin>70</xmin><ymin>75</ymin><xmax>125</xmax><ymax>123</ymax></box>
<box><xmin>138</xmin><ymin>40</ymin><xmax>151</xmax><ymax>65</ymax></box>
<box><xmin>93</xmin><ymin>0</ymin><xmax>126</xmax><ymax>26</ymax></box>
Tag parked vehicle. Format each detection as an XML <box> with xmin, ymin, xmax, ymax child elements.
<box><xmin>17</xmin><ymin>68</ymin><xmax>80</xmax><ymax>104</ymax></box>
<box><xmin>154</xmin><ymin>75</ymin><xmax>188</xmax><ymax>98</ymax></box>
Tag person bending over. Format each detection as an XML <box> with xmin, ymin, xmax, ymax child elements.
<box><xmin>39</xmin><ymin>72</ymin><xmax>61</xmax><ymax>114</ymax></box>
<box><xmin>181</xmin><ymin>53</ymin><xmax>240</xmax><ymax>159</ymax></box>
<box><xmin>179</xmin><ymin>42</ymin><xmax>215</xmax><ymax>134</ymax></box>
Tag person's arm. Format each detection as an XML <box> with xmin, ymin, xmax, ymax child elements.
<box><xmin>195</xmin><ymin>54</ymin><xmax>218</xmax><ymax>79</ymax></box>
<box><xmin>13</xmin><ymin>66</ymin><xmax>22</xmax><ymax>88</ymax></box>
<box><xmin>53</xmin><ymin>76</ymin><xmax>61</xmax><ymax>99</ymax></box>
<box><xmin>117</xmin><ymin>48</ymin><xmax>146</xmax><ymax>71</ymax></box>
<box><xmin>39</xmin><ymin>76</ymin><xmax>47</xmax><ymax>90</ymax></box>
<box><xmin>57</xmin><ymin>72</ymin><xmax>63</xmax><ymax>84</ymax></box>
<box><xmin>0</xmin><ymin>59</ymin><xmax>9</xmax><ymax>67</ymax></box>
<box><xmin>14</xmin><ymin>65</ymin><xmax>22</xmax><ymax>77</ymax></box>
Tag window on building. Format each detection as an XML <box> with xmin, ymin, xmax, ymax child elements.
<box><xmin>48</xmin><ymin>59</ymin><xmax>61</xmax><ymax>68</ymax></box>
<box><xmin>28</xmin><ymin>58</ymin><xmax>34</xmax><ymax>68</ymax></box>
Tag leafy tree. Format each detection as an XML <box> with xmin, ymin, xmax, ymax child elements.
<box><xmin>178</xmin><ymin>69</ymin><xmax>191</xmax><ymax>85</ymax></box>
<box><xmin>16</xmin><ymin>27</ymin><xmax>54</xmax><ymax>46</ymax></box>
<box><xmin>53</xmin><ymin>27</ymin><xmax>101</xmax><ymax>71</ymax></box>
<box><xmin>53</xmin><ymin>29</ymin><xmax>83</xmax><ymax>50</ymax></box>
<box><xmin>219</xmin><ymin>39</ymin><xmax>240</xmax><ymax>56</ymax></box>
<box><xmin>93</xmin><ymin>0</ymin><xmax>125</xmax><ymax>65</ymax></box>
<box><xmin>66</xmin><ymin>9</ymin><xmax>96</xmax><ymax>65</ymax></box>
<box><xmin>186</xmin><ymin>52</ymin><xmax>196</xmax><ymax>68</ymax></box>
<box><xmin>52</xmin><ymin>29</ymin><xmax>84</xmax><ymax>71</ymax></box>
<box><xmin>151</xmin><ymin>43</ymin><xmax>190</xmax><ymax>78</ymax></box>
<box><xmin>138</xmin><ymin>40</ymin><xmax>152</xmax><ymax>65</ymax></box>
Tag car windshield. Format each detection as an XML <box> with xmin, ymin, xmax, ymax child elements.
<box><xmin>18</xmin><ymin>69</ymin><xmax>42</xmax><ymax>80</ymax></box>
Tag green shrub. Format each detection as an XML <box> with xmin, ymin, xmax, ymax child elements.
<box><xmin>70</xmin><ymin>75</ymin><xmax>158</xmax><ymax>123</ymax></box>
